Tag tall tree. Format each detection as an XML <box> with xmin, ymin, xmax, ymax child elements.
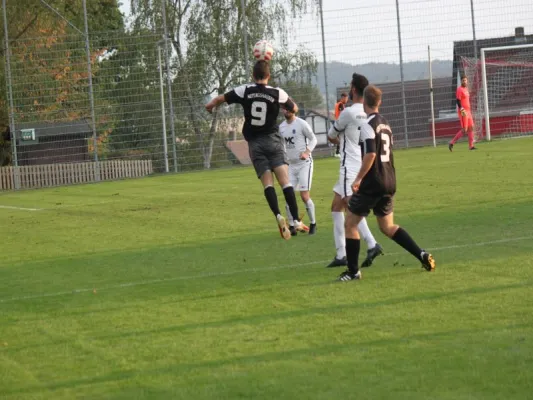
<box><xmin>0</xmin><ymin>0</ymin><xmax>124</xmax><ymax>165</ymax></box>
<box><xmin>131</xmin><ymin>0</ymin><xmax>318</xmax><ymax>169</ymax></box>
<box><xmin>97</xmin><ymin>28</ymin><xmax>167</xmax><ymax>166</ymax></box>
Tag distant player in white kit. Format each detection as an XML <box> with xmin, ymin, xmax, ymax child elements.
<box><xmin>279</xmin><ymin>108</ymin><xmax>318</xmax><ymax>235</ymax></box>
<box><xmin>326</xmin><ymin>73</ymin><xmax>384</xmax><ymax>268</ymax></box>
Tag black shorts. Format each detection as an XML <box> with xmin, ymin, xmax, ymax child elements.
<box><xmin>348</xmin><ymin>192</ymin><xmax>394</xmax><ymax>217</ymax></box>
<box><xmin>248</xmin><ymin>134</ymin><xmax>288</xmax><ymax>178</ymax></box>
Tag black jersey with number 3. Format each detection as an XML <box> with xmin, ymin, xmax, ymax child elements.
<box><xmin>358</xmin><ymin>113</ymin><xmax>396</xmax><ymax>196</ymax></box>
<box><xmin>224</xmin><ymin>84</ymin><xmax>295</xmax><ymax>141</ymax></box>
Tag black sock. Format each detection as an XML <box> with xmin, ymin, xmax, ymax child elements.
<box><xmin>282</xmin><ymin>186</ymin><xmax>300</xmax><ymax>221</ymax></box>
<box><xmin>346</xmin><ymin>238</ymin><xmax>360</xmax><ymax>274</ymax></box>
<box><xmin>264</xmin><ymin>186</ymin><xmax>281</xmax><ymax>217</ymax></box>
<box><xmin>392</xmin><ymin>227</ymin><xmax>423</xmax><ymax>261</ymax></box>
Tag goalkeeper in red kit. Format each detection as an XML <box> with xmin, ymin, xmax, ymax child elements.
<box><xmin>449</xmin><ymin>74</ymin><xmax>477</xmax><ymax>151</ymax></box>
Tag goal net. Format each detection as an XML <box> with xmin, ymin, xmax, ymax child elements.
<box><xmin>460</xmin><ymin>43</ymin><xmax>533</xmax><ymax>141</ymax></box>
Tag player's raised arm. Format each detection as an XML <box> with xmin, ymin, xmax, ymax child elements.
<box><xmin>205</xmin><ymin>85</ymin><xmax>246</xmax><ymax>113</ymax></box>
<box><xmin>205</xmin><ymin>95</ymin><xmax>226</xmax><ymax>113</ymax></box>
<box><xmin>278</xmin><ymin>88</ymin><xmax>298</xmax><ymax>115</ymax></box>
<box><xmin>327</xmin><ymin>107</ymin><xmax>348</xmax><ymax>144</ymax></box>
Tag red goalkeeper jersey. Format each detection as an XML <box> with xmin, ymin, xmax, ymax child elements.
<box><xmin>456</xmin><ymin>86</ymin><xmax>471</xmax><ymax>112</ymax></box>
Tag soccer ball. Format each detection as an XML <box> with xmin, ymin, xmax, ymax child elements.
<box><xmin>253</xmin><ymin>40</ymin><xmax>274</xmax><ymax>61</ymax></box>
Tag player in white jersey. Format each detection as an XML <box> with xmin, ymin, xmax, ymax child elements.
<box><xmin>326</xmin><ymin>73</ymin><xmax>384</xmax><ymax>268</ymax></box>
<box><xmin>279</xmin><ymin>109</ymin><xmax>318</xmax><ymax>235</ymax></box>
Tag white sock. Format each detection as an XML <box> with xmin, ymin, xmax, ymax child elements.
<box><xmin>332</xmin><ymin>211</ymin><xmax>346</xmax><ymax>259</ymax></box>
<box><xmin>358</xmin><ymin>217</ymin><xmax>377</xmax><ymax>249</ymax></box>
<box><xmin>305</xmin><ymin>199</ymin><xmax>316</xmax><ymax>224</ymax></box>
<box><xmin>285</xmin><ymin>204</ymin><xmax>294</xmax><ymax>226</ymax></box>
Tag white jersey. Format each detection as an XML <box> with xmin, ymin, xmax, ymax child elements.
<box><xmin>327</xmin><ymin>103</ymin><xmax>367</xmax><ymax>170</ymax></box>
<box><xmin>279</xmin><ymin>117</ymin><xmax>317</xmax><ymax>163</ymax></box>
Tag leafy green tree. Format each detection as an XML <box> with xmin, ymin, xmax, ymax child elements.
<box><xmin>0</xmin><ymin>0</ymin><xmax>124</xmax><ymax>165</ymax></box>
<box><xmin>131</xmin><ymin>0</ymin><xmax>318</xmax><ymax>169</ymax></box>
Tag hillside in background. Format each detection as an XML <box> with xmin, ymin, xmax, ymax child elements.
<box><xmin>313</xmin><ymin>60</ymin><xmax>453</xmax><ymax>96</ymax></box>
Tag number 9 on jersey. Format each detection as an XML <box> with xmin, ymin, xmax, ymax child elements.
<box><xmin>251</xmin><ymin>101</ymin><xmax>267</xmax><ymax>126</ymax></box>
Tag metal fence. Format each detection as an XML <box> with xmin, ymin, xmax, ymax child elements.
<box><xmin>1</xmin><ymin>0</ymin><xmax>533</xmax><ymax>189</ymax></box>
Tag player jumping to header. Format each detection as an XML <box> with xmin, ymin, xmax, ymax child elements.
<box><xmin>205</xmin><ymin>60</ymin><xmax>308</xmax><ymax>240</ymax></box>
<box><xmin>339</xmin><ymin>85</ymin><xmax>435</xmax><ymax>282</ymax></box>
<box><xmin>449</xmin><ymin>74</ymin><xmax>477</xmax><ymax>151</ymax></box>
<box><xmin>279</xmin><ymin>108</ymin><xmax>318</xmax><ymax>235</ymax></box>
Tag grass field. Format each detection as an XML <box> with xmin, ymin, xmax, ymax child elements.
<box><xmin>1</xmin><ymin>139</ymin><xmax>533</xmax><ymax>399</ymax></box>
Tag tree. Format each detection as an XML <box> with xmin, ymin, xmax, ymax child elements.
<box><xmin>131</xmin><ymin>0</ymin><xmax>318</xmax><ymax>169</ymax></box>
<box><xmin>96</xmin><ymin>29</ymin><xmax>168</xmax><ymax>167</ymax></box>
<box><xmin>0</xmin><ymin>0</ymin><xmax>124</xmax><ymax>165</ymax></box>
<box><xmin>279</xmin><ymin>80</ymin><xmax>324</xmax><ymax>112</ymax></box>
<box><xmin>271</xmin><ymin>47</ymin><xmax>323</xmax><ymax>112</ymax></box>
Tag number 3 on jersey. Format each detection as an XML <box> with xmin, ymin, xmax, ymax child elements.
<box><xmin>381</xmin><ymin>133</ymin><xmax>391</xmax><ymax>162</ymax></box>
<box><xmin>251</xmin><ymin>101</ymin><xmax>267</xmax><ymax>126</ymax></box>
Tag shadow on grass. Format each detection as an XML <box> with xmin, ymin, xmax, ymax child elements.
<box><xmin>5</xmin><ymin>280</ymin><xmax>532</xmax><ymax>355</ymax></box>
<box><xmin>2</xmin><ymin>320</ymin><xmax>531</xmax><ymax>397</ymax></box>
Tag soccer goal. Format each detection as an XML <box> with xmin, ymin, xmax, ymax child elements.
<box><xmin>461</xmin><ymin>43</ymin><xmax>533</xmax><ymax>141</ymax></box>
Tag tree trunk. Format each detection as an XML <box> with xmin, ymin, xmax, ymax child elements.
<box><xmin>202</xmin><ymin>109</ymin><xmax>219</xmax><ymax>169</ymax></box>
<box><xmin>202</xmin><ymin>136</ymin><xmax>215</xmax><ymax>169</ymax></box>
<box><xmin>172</xmin><ymin>39</ymin><xmax>205</xmax><ymax>154</ymax></box>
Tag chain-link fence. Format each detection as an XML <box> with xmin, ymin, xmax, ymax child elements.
<box><xmin>1</xmin><ymin>0</ymin><xmax>532</xmax><ymax>190</ymax></box>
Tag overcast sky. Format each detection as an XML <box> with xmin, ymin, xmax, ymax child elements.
<box><xmin>119</xmin><ymin>0</ymin><xmax>533</xmax><ymax>63</ymax></box>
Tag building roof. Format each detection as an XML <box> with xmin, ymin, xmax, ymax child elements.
<box><xmin>304</xmin><ymin>109</ymin><xmax>335</xmax><ymax>121</ymax></box>
<box><xmin>453</xmin><ymin>28</ymin><xmax>533</xmax><ymax>62</ymax></box>
<box><xmin>16</xmin><ymin>120</ymin><xmax>93</xmax><ymax>137</ymax></box>
<box><xmin>336</xmin><ymin>77</ymin><xmax>450</xmax><ymax>107</ymax></box>
<box><xmin>335</xmin><ymin>77</ymin><xmax>453</xmax><ymax>144</ymax></box>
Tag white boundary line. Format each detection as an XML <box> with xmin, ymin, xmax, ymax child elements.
<box><xmin>0</xmin><ymin>205</ymin><xmax>43</xmax><ymax>211</ymax></box>
<box><xmin>0</xmin><ymin>201</ymin><xmax>118</xmax><ymax>212</ymax></box>
<box><xmin>0</xmin><ymin>235</ymin><xmax>531</xmax><ymax>304</ymax></box>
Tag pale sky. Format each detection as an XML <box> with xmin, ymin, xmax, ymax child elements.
<box><xmin>119</xmin><ymin>0</ymin><xmax>533</xmax><ymax>63</ymax></box>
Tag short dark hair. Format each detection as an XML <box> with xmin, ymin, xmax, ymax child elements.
<box><xmin>363</xmin><ymin>85</ymin><xmax>382</xmax><ymax>109</ymax></box>
<box><xmin>460</xmin><ymin>73</ymin><xmax>467</xmax><ymax>80</ymax></box>
<box><xmin>253</xmin><ymin>60</ymin><xmax>270</xmax><ymax>80</ymax></box>
<box><xmin>341</xmin><ymin>92</ymin><xmax>348</xmax><ymax>98</ymax></box>
<box><xmin>351</xmin><ymin>73</ymin><xmax>369</xmax><ymax>98</ymax></box>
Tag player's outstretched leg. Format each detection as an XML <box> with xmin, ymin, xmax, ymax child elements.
<box><xmin>306</xmin><ymin>198</ymin><xmax>317</xmax><ymax>235</ymax></box>
<box><xmin>282</xmin><ymin>184</ymin><xmax>308</xmax><ymax>232</ymax></box>
<box><xmin>285</xmin><ymin>203</ymin><xmax>297</xmax><ymax>236</ymax></box>
<box><xmin>274</xmin><ymin>165</ymin><xmax>308</xmax><ymax>233</ymax></box>
<box><xmin>467</xmin><ymin>128</ymin><xmax>477</xmax><ymax>150</ymax></box>
<box><xmin>328</xmin><ymin>211</ymin><xmax>346</xmax><ymax>267</ymax></box>
<box><xmin>338</xmin><ymin>211</ymin><xmax>363</xmax><ymax>282</ymax></box>
<box><xmin>328</xmin><ymin>193</ymin><xmax>347</xmax><ymax>267</ymax></box>
<box><xmin>449</xmin><ymin>129</ymin><xmax>464</xmax><ymax>151</ymax></box>
<box><xmin>300</xmin><ymin>191</ymin><xmax>316</xmax><ymax>235</ymax></box>
<box><xmin>377</xmin><ymin>214</ymin><xmax>435</xmax><ymax>271</ymax></box>
<box><xmin>261</xmin><ymin>170</ymin><xmax>291</xmax><ymax>240</ymax></box>
<box><xmin>264</xmin><ymin>185</ymin><xmax>290</xmax><ymax>240</ymax></box>
<box><xmin>358</xmin><ymin>217</ymin><xmax>384</xmax><ymax>268</ymax></box>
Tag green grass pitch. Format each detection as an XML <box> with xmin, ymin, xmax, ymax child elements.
<box><xmin>1</xmin><ymin>139</ymin><xmax>533</xmax><ymax>399</ymax></box>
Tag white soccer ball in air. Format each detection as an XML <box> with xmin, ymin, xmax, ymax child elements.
<box><xmin>253</xmin><ymin>40</ymin><xmax>274</xmax><ymax>61</ymax></box>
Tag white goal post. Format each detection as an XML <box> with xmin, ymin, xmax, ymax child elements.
<box><xmin>480</xmin><ymin>43</ymin><xmax>533</xmax><ymax>141</ymax></box>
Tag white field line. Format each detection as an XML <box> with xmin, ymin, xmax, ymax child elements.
<box><xmin>0</xmin><ymin>205</ymin><xmax>43</xmax><ymax>211</ymax></box>
<box><xmin>0</xmin><ymin>201</ymin><xmax>118</xmax><ymax>212</ymax></box>
<box><xmin>0</xmin><ymin>235</ymin><xmax>531</xmax><ymax>304</ymax></box>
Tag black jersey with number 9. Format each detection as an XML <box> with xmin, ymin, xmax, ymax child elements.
<box><xmin>358</xmin><ymin>113</ymin><xmax>396</xmax><ymax>195</ymax></box>
<box><xmin>224</xmin><ymin>84</ymin><xmax>295</xmax><ymax>141</ymax></box>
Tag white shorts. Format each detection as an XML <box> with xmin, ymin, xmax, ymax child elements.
<box><xmin>289</xmin><ymin>159</ymin><xmax>313</xmax><ymax>191</ymax></box>
<box><xmin>333</xmin><ymin>166</ymin><xmax>358</xmax><ymax>198</ymax></box>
